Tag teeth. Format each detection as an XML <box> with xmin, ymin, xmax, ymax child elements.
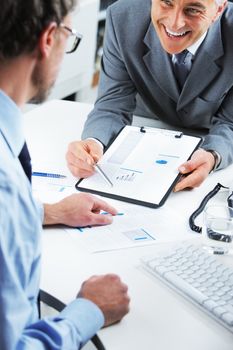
<box><xmin>166</xmin><ymin>28</ymin><xmax>187</xmax><ymax>36</ymax></box>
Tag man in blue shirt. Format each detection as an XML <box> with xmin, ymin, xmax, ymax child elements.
<box><xmin>0</xmin><ymin>1</ymin><xmax>130</xmax><ymax>349</ymax></box>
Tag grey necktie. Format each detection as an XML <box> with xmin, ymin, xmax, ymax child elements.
<box><xmin>173</xmin><ymin>50</ymin><xmax>193</xmax><ymax>89</ymax></box>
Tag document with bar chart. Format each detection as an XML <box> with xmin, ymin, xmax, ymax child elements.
<box><xmin>76</xmin><ymin>126</ymin><xmax>202</xmax><ymax>208</ymax></box>
<box><xmin>65</xmin><ymin>198</ymin><xmax>188</xmax><ymax>253</ymax></box>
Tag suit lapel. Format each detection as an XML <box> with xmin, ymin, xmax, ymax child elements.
<box><xmin>143</xmin><ymin>22</ymin><xmax>180</xmax><ymax>102</ymax></box>
<box><xmin>142</xmin><ymin>19</ymin><xmax>224</xmax><ymax>110</ymax></box>
<box><xmin>178</xmin><ymin>18</ymin><xmax>224</xmax><ymax>110</ymax></box>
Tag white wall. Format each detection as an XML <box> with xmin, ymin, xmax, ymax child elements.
<box><xmin>49</xmin><ymin>0</ymin><xmax>100</xmax><ymax>99</ymax></box>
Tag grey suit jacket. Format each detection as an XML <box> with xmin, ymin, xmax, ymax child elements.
<box><xmin>82</xmin><ymin>0</ymin><xmax>233</xmax><ymax>169</ymax></box>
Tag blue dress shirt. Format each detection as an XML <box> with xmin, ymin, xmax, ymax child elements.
<box><xmin>0</xmin><ymin>90</ymin><xmax>104</xmax><ymax>349</ymax></box>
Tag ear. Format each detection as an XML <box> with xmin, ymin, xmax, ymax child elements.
<box><xmin>212</xmin><ymin>0</ymin><xmax>227</xmax><ymax>22</ymax></box>
<box><xmin>37</xmin><ymin>22</ymin><xmax>58</xmax><ymax>59</ymax></box>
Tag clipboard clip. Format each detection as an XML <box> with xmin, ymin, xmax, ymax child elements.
<box><xmin>140</xmin><ymin>126</ymin><xmax>183</xmax><ymax>138</ymax></box>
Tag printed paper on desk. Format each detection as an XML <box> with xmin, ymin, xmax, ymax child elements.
<box><xmin>76</xmin><ymin>126</ymin><xmax>202</xmax><ymax>208</ymax></box>
<box><xmin>32</xmin><ymin>174</ymin><xmax>77</xmax><ymax>203</ymax></box>
<box><xmin>65</xmin><ymin>201</ymin><xmax>188</xmax><ymax>253</ymax></box>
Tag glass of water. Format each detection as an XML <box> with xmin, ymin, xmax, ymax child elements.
<box><xmin>203</xmin><ymin>205</ymin><xmax>233</xmax><ymax>255</ymax></box>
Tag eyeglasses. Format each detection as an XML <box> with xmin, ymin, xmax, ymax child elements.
<box><xmin>60</xmin><ymin>23</ymin><xmax>83</xmax><ymax>54</ymax></box>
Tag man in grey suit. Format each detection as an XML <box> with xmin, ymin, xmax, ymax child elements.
<box><xmin>66</xmin><ymin>0</ymin><xmax>233</xmax><ymax>192</ymax></box>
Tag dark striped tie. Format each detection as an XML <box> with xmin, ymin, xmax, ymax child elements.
<box><xmin>18</xmin><ymin>142</ymin><xmax>32</xmax><ymax>182</ymax></box>
<box><xmin>173</xmin><ymin>50</ymin><xmax>193</xmax><ymax>89</ymax></box>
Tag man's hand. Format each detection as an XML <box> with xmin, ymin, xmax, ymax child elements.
<box><xmin>78</xmin><ymin>274</ymin><xmax>130</xmax><ymax>327</ymax></box>
<box><xmin>43</xmin><ymin>193</ymin><xmax>117</xmax><ymax>227</ymax></box>
<box><xmin>66</xmin><ymin>139</ymin><xmax>104</xmax><ymax>178</ymax></box>
<box><xmin>174</xmin><ymin>149</ymin><xmax>215</xmax><ymax>192</ymax></box>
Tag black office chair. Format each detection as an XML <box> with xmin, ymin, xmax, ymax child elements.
<box><xmin>39</xmin><ymin>290</ymin><xmax>106</xmax><ymax>350</ymax></box>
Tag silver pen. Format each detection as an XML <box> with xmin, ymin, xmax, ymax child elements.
<box><xmin>94</xmin><ymin>164</ymin><xmax>113</xmax><ymax>187</ymax></box>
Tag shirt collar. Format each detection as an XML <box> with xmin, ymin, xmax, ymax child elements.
<box><xmin>0</xmin><ymin>90</ymin><xmax>24</xmax><ymax>158</ymax></box>
<box><xmin>171</xmin><ymin>31</ymin><xmax>207</xmax><ymax>62</ymax></box>
<box><xmin>187</xmin><ymin>31</ymin><xmax>207</xmax><ymax>56</ymax></box>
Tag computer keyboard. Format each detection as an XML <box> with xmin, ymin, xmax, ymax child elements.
<box><xmin>141</xmin><ymin>243</ymin><xmax>233</xmax><ymax>333</ymax></box>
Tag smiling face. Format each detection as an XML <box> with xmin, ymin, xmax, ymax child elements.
<box><xmin>151</xmin><ymin>0</ymin><xmax>226</xmax><ymax>54</ymax></box>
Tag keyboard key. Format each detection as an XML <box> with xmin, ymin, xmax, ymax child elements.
<box><xmin>204</xmin><ymin>299</ymin><xmax>218</xmax><ymax>311</ymax></box>
<box><xmin>213</xmin><ymin>306</ymin><xmax>227</xmax><ymax>318</ymax></box>
<box><xmin>224</xmin><ymin>304</ymin><xmax>233</xmax><ymax>315</ymax></box>
<box><xmin>222</xmin><ymin>313</ymin><xmax>233</xmax><ymax>326</ymax></box>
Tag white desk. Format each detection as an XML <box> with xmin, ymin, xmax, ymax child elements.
<box><xmin>24</xmin><ymin>100</ymin><xmax>233</xmax><ymax>350</ymax></box>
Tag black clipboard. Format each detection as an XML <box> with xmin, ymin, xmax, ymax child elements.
<box><xmin>76</xmin><ymin>126</ymin><xmax>202</xmax><ymax>208</ymax></box>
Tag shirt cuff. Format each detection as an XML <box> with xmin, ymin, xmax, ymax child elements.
<box><xmin>59</xmin><ymin>298</ymin><xmax>104</xmax><ymax>345</ymax></box>
<box><xmin>205</xmin><ymin>149</ymin><xmax>222</xmax><ymax>172</ymax></box>
<box><xmin>86</xmin><ymin>138</ymin><xmax>104</xmax><ymax>151</ymax></box>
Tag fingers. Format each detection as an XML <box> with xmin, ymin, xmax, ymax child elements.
<box><xmin>174</xmin><ymin>169</ymin><xmax>207</xmax><ymax>192</ymax></box>
<box><xmin>66</xmin><ymin>145</ymin><xmax>94</xmax><ymax>178</ymax></box>
<box><xmin>76</xmin><ymin>194</ymin><xmax>118</xmax><ymax>226</ymax></box>
<box><xmin>66</xmin><ymin>140</ymin><xmax>103</xmax><ymax>178</ymax></box>
<box><xmin>68</xmin><ymin>160</ymin><xmax>94</xmax><ymax>178</ymax></box>
<box><xmin>78</xmin><ymin>273</ymin><xmax>130</xmax><ymax>327</ymax></box>
<box><xmin>178</xmin><ymin>158</ymin><xmax>201</xmax><ymax>175</ymax></box>
<box><xmin>174</xmin><ymin>149</ymin><xmax>213</xmax><ymax>192</ymax></box>
<box><xmin>88</xmin><ymin>198</ymin><xmax>118</xmax><ymax>226</ymax></box>
<box><xmin>92</xmin><ymin>198</ymin><xmax>118</xmax><ymax>216</ymax></box>
<box><xmin>90</xmin><ymin>212</ymin><xmax>114</xmax><ymax>226</ymax></box>
<box><xmin>178</xmin><ymin>149</ymin><xmax>214</xmax><ymax>174</ymax></box>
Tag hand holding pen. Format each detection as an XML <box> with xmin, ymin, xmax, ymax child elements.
<box><xmin>66</xmin><ymin>139</ymin><xmax>104</xmax><ymax>178</ymax></box>
<box><xmin>66</xmin><ymin>139</ymin><xmax>113</xmax><ymax>187</ymax></box>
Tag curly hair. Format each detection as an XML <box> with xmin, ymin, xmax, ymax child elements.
<box><xmin>0</xmin><ymin>0</ymin><xmax>77</xmax><ymax>60</ymax></box>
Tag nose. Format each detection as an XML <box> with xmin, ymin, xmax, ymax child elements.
<box><xmin>169</xmin><ymin>9</ymin><xmax>186</xmax><ymax>30</ymax></box>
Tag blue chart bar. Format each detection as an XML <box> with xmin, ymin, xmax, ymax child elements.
<box><xmin>123</xmin><ymin>228</ymin><xmax>155</xmax><ymax>242</ymax></box>
<box><xmin>101</xmin><ymin>212</ymin><xmax>124</xmax><ymax>216</ymax></box>
<box><xmin>76</xmin><ymin>226</ymin><xmax>92</xmax><ymax>233</ymax></box>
